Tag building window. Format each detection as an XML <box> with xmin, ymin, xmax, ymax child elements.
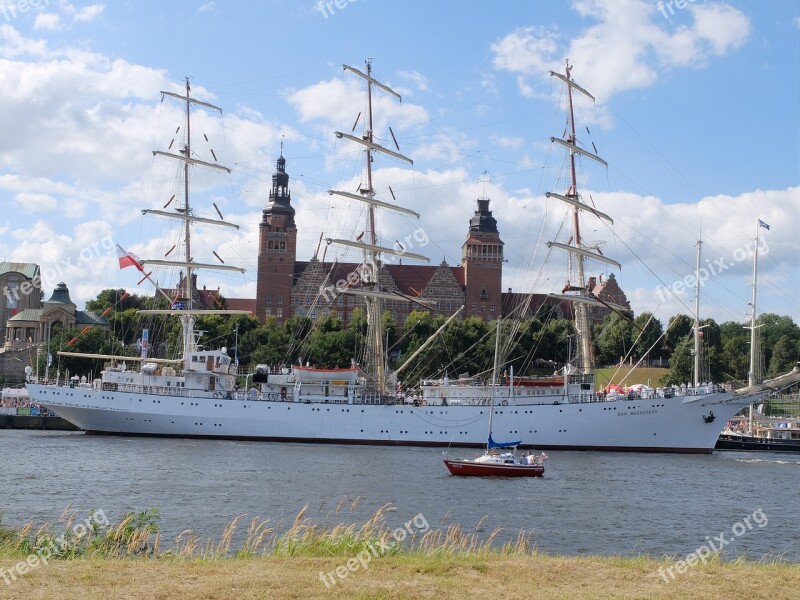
<box><xmin>277</xmin><ymin>296</ymin><xmax>283</xmax><ymax>305</ymax></box>
<box><xmin>471</xmin><ymin>303</ymin><xmax>476</xmax><ymax>312</ymax></box>
<box><xmin>266</xmin><ymin>295</ymin><xmax>272</xmax><ymax>305</ymax></box>
<box><xmin>5</xmin><ymin>276</ymin><xmax>19</xmax><ymax>310</ymax></box>
<box><xmin>490</xmin><ymin>304</ymin><xmax>495</xmax><ymax>312</ymax></box>
<box><xmin>265</xmin><ymin>308</ymin><xmax>271</xmax><ymax>316</ymax></box>
<box><xmin>480</xmin><ymin>286</ymin><xmax>488</xmax><ymax>300</ymax></box>
<box><xmin>276</xmin><ymin>308</ymin><xmax>283</xmax><ymax>318</ymax></box>
<box><xmin>481</xmin><ymin>304</ymin><xmax>486</xmax><ymax>312</ymax></box>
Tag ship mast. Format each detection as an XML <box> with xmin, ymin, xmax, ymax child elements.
<box><xmin>746</xmin><ymin>222</ymin><xmax>762</xmax><ymax>387</ymax></box>
<box><xmin>140</xmin><ymin>79</ymin><xmax>248</xmax><ymax>370</ymax></box>
<box><xmin>693</xmin><ymin>238</ymin><xmax>702</xmax><ymax>387</ymax></box>
<box><xmin>545</xmin><ymin>60</ymin><xmax>618</xmax><ymax>374</ymax></box>
<box><xmin>326</xmin><ymin>61</ymin><xmax>430</xmax><ymax>395</ymax></box>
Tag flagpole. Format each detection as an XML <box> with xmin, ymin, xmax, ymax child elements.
<box><xmin>747</xmin><ymin>220</ymin><xmax>760</xmax><ymax>387</ymax></box>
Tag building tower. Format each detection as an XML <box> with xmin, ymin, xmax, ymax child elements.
<box><xmin>256</xmin><ymin>154</ymin><xmax>297</xmax><ymax>322</ymax></box>
<box><xmin>461</xmin><ymin>197</ymin><xmax>504</xmax><ymax>319</ymax></box>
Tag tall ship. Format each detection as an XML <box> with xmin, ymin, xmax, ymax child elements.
<box><xmin>26</xmin><ymin>64</ymin><xmax>800</xmax><ymax>453</ymax></box>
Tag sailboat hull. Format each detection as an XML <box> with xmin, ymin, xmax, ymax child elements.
<box><xmin>443</xmin><ymin>459</ymin><xmax>544</xmax><ymax>477</ymax></box>
<box><xmin>26</xmin><ymin>384</ymin><xmax>753</xmax><ymax>453</ymax></box>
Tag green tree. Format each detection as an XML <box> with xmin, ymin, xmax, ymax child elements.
<box><xmin>665</xmin><ymin>314</ymin><xmax>693</xmax><ymax>349</ymax></box>
<box><xmin>595</xmin><ymin>313</ymin><xmax>635</xmax><ymax>366</ymax></box>
<box><xmin>41</xmin><ymin>327</ymin><xmax>128</xmax><ymax>380</ymax></box>
<box><xmin>661</xmin><ymin>336</ymin><xmax>693</xmax><ymax>385</ymax></box>
<box><xmin>768</xmin><ymin>335</ymin><xmax>799</xmax><ymax>377</ymax></box>
<box><xmin>633</xmin><ymin>312</ymin><xmax>664</xmax><ymax>363</ymax></box>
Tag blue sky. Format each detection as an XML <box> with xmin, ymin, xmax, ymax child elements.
<box><xmin>0</xmin><ymin>0</ymin><xmax>798</xmax><ymax>326</ymax></box>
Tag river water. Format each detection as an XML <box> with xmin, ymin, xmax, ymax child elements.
<box><xmin>1</xmin><ymin>430</ymin><xmax>797</xmax><ymax>560</ymax></box>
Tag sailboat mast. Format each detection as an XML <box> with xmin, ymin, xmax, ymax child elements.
<box><xmin>363</xmin><ymin>59</ymin><xmax>385</xmax><ymax>395</ymax></box>
<box><xmin>330</xmin><ymin>61</ymin><xmax>427</xmax><ymax>394</ymax></box>
<box><xmin>693</xmin><ymin>238</ymin><xmax>702</xmax><ymax>387</ymax></box>
<box><xmin>181</xmin><ymin>79</ymin><xmax>196</xmax><ymax>368</ymax></box>
<box><xmin>143</xmin><ymin>82</ymin><xmax>245</xmax><ymax>372</ymax></box>
<box><xmin>365</xmin><ymin>61</ymin><xmax>377</xmax><ymax>249</ymax></box>
<box><xmin>747</xmin><ymin>223</ymin><xmax>760</xmax><ymax>386</ymax></box>
<box><xmin>487</xmin><ymin>318</ymin><xmax>501</xmax><ymax>445</ymax></box>
<box><xmin>564</xmin><ymin>60</ymin><xmax>594</xmax><ymax>373</ymax></box>
<box><xmin>183</xmin><ymin>79</ymin><xmax>192</xmax><ymax>308</ymax></box>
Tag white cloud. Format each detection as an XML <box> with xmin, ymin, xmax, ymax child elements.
<box><xmin>491</xmin><ymin>0</ymin><xmax>752</xmax><ymax>104</ymax></box>
<box><xmin>197</xmin><ymin>2</ymin><xmax>215</xmax><ymax>14</ymax></box>
<box><xmin>497</xmin><ymin>185</ymin><xmax>800</xmax><ymax>323</ymax></box>
<box><xmin>72</xmin><ymin>4</ymin><xmax>104</xmax><ymax>23</ymax></box>
<box><xmin>0</xmin><ymin>26</ymin><xmax>294</xmax><ymax>305</ymax></box>
<box><xmin>34</xmin><ymin>13</ymin><xmax>62</xmax><ymax>31</ymax></box>
<box><xmin>286</xmin><ymin>76</ymin><xmax>428</xmax><ymax>132</ymax></box>
<box><xmin>491</xmin><ymin>26</ymin><xmax>561</xmax><ymax>75</ymax></box>
<box><xmin>15</xmin><ymin>192</ymin><xmax>57</xmax><ymax>212</ymax></box>
<box><xmin>398</xmin><ymin>70</ymin><xmax>429</xmax><ymax>92</ymax></box>
<box><xmin>490</xmin><ymin>134</ymin><xmax>525</xmax><ymax>149</ymax></box>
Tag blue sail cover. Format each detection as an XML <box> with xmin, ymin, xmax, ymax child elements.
<box><xmin>487</xmin><ymin>433</ymin><xmax>521</xmax><ymax>449</ymax></box>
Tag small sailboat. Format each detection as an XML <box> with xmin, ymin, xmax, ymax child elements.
<box><xmin>443</xmin><ymin>438</ymin><xmax>547</xmax><ymax>477</ymax></box>
<box><xmin>443</xmin><ymin>321</ymin><xmax>547</xmax><ymax>477</ymax></box>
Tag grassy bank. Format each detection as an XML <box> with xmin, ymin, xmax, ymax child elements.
<box><xmin>595</xmin><ymin>366</ymin><xmax>669</xmax><ymax>389</ymax></box>
<box><xmin>2</xmin><ymin>552</ymin><xmax>798</xmax><ymax>599</ymax></box>
<box><xmin>1</xmin><ymin>506</ymin><xmax>797</xmax><ymax>599</ymax></box>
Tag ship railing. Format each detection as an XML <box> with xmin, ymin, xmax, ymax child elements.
<box><xmin>421</xmin><ymin>397</ymin><xmax>492</xmax><ymax>407</ymax></box>
<box><xmin>568</xmin><ymin>374</ymin><xmax>595</xmax><ymax>385</ymax></box>
<box><xmin>113</xmin><ymin>384</ymin><xmax>196</xmax><ymax>398</ymax></box>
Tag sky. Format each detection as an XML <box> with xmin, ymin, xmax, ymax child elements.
<box><xmin>0</xmin><ymin>0</ymin><xmax>798</xmax><ymax>328</ymax></box>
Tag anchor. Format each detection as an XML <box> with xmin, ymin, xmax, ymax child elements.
<box><xmin>702</xmin><ymin>411</ymin><xmax>715</xmax><ymax>424</ymax></box>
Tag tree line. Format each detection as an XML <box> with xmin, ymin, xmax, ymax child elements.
<box><xmin>45</xmin><ymin>289</ymin><xmax>799</xmax><ymax>388</ymax></box>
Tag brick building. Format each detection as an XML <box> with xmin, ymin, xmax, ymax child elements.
<box><xmin>0</xmin><ymin>262</ymin><xmax>42</xmax><ymax>346</ymax></box>
<box><xmin>239</xmin><ymin>155</ymin><xmax>631</xmax><ymax>326</ymax></box>
<box><xmin>4</xmin><ymin>282</ymin><xmax>109</xmax><ymax>350</ymax></box>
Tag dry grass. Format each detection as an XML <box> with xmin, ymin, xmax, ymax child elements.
<box><xmin>1</xmin><ymin>506</ymin><xmax>798</xmax><ymax>599</ymax></box>
<box><xmin>1</xmin><ymin>554</ymin><xmax>799</xmax><ymax>600</ymax></box>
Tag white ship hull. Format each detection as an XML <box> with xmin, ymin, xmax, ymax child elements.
<box><xmin>26</xmin><ymin>383</ymin><xmax>752</xmax><ymax>453</ymax></box>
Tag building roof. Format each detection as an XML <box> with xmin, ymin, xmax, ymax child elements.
<box><xmin>7</xmin><ymin>309</ymin><xmax>43</xmax><ymax>322</ymax></box>
<box><xmin>0</xmin><ymin>262</ymin><xmax>39</xmax><ymax>279</ymax></box>
<box><xmin>44</xmin><ymin>282</ymin><xmax>74</xmax><ymax>305</ymax></box>
<box><xmin>6</xmin><ymin>307</ymin><xmax>108</xmax><ymax>327</ymax></box>
<box><xmin>385</xmin><ymin>264</ymin><xmax>440</xmax><ymax>296</ymax></box>
<box><xmin>226</xmin><ymin>298</ymin><xmax>256</xmax><ymax>313</ymax></box>
<box><xmin>76</xmin><ymin>310</ymin><xmax>109</xmax><ymax>326</ymax></box>
<box><xmin>501</xmin><ymin>292</ymin><xmax>575</xmax><ymax>320</ymax></box>
<box><xmin>293</xmin><ymin>260</ymin><xmax>467</xmax><ymax>298</ymax></box>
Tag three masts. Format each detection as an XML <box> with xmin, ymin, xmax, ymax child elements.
<box><xmin>23</xmin><ymin>62</ymin><xmax>799</xmax><ymax>453</ymax></box>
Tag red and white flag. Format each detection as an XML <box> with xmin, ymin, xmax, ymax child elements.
<box><xmin>116</xmin><ymin>244</ymin><xmax>143</xmax><ymax>271</ymax></box>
